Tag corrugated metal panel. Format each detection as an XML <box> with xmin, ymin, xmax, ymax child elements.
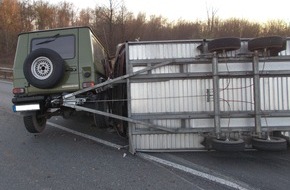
<box><xmin>260</xmin><ymin>61</ymin><xmax>290</xmax><ymax>71</ymax></box>
<box><xmin>260</xmin><ymin>77</ymin><xmax>290</xmax><ymax>110</ymax></box>
<box><xmin>151</xmin><ymin>65</ymin><xmax>180</xmax><ymax>74</ymax></box>
<box><xmin>135</xmin><ymin>120</ymin><xmax>181</xmax><ymax>129</ymax></box>
<box><xmin>220</xmin><ymin>78</ymin><xmax>254</xmax><ymax>111</ymax></box>
<box><xmin>127</xmin><ymin>39</ymin><xmax>290</xmax><ymax>152</ymax></box>
<box><xmin>129</xmin><ymin>42</ymin><xmax>200</xmax><ymax>60</ymax></box>
<box><xmin>130</xmin><ymin>79</ymin><xmax>213</xmax><ymax>114</ymax></box>
<box><xmin>133</xmin><ymin>133</ymin><xmax>204</xmax><ymax>150</ymax></box>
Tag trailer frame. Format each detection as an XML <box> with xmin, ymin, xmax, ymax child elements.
<box><xmin>62</xmin><ymin>38</ymin><xmax>290</xmax><ymax>153</ymax></box>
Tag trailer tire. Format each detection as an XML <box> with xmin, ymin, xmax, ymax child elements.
<box><xmin>23</xmin><ymin>48</ymin><xmax>65</xmax><ymax>89</ymax></box>
<box><xmin>212</xmin><ymin>138</ymin><xmax>245</xmax><ymax>151</ymax></box>
<box><xmin>269</xmin><ymin>38</ymin><xmax>286</xmax><ymax>56</ymax></box>
<box><xmin>248</xmin><ymin>36</ymin><xmax>286</xmax><ymax>55</ymax></box>
<box><xmin>23</xmin><ymin>112</ymin><xmax>47</xmax><ymax>133</ymax></box>
<box><xmin>252</xmin><ymin>137</ymin><xmax>287</xmax><ymax>151</ymax></box>
<box><xmin>208</xmin><ymin>37</ymin><xmax>241</xmax><ymax>53</ymax></box>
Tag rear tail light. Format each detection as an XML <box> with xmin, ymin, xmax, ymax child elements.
<box><xmin>82</xmin><ymin>82</ymin><xmax>95</xmax><ymax>88</ymax></box>
<box><xmin>13</xmin><ymin>88</ymin><xmax>25</xmax><ymax>94</ymax></box>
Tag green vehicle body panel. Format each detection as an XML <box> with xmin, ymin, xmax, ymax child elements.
<box><xmin>13</xmin><ymin>26</ymin><xmax>107</xmax><ymax>96</ymax></box>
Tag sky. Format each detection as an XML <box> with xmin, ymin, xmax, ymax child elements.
<box><xmin>48</xmin><ymin>0</ymin><xmax>290</xmax><ymax>23</ymax></box>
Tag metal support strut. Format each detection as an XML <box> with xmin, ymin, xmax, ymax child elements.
<box><xmin>63</xmin><ymin>61</ymin><xmax>171</xmax><ymax>99</ymax></box>
<box><xmin>212</xmin><ymin>52</ymin><xmax>221</xmax><ymax>138</ymax></box>
<box><xmin>253</xmin><ymin>51</ymin><xmax>262</xmax><ymax>137</ymax></box>
<box><xmin>62</xmin><ymin>60</ymin><xmax>177</xmax><ymax>133</ymax></box>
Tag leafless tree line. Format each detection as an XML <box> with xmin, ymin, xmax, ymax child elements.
<box><xmin>1</xmin><ymin>0</ymin><xmax>290</xmax><ymax>66</ymax></box>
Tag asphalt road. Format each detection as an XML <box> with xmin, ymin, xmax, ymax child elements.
<box><xmin>1</xmin><ymin>80</ymin><xmax>290</xmax><ymax>190</ymax></box>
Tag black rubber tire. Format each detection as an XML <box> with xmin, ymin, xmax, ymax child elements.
<box><xmin>248</xmin><ymin>36</ymin><xmax>285</xmax><ymax>53</ymax></box>
<box><xmin>212</xmin><ymin>138</ymin><xmax>245</xmax><ymax>151</ymax></box>
<box><xmin>23</xmin><ymin>48</ymin><xmax>65</xmax><ymax>89</ymax></box>
<box><xmin>111</xmin><ymin>44</ymin><xmax>128</xmax><ymax>137</ymax></box>
<box><xmin>93</xmin><ymin>95</ymin><xmax>109</xmax><ymax>128</ymax></box>
<box><xmin>269</xmin><ymin>38</ymin><xmax>287</xmax><ymax>56</ymax></box>
<box><xmin>208</xmin><ymin>37</ymin><xmax>241</xmax><ymax>53</ymax></box>
<box><xmin>252</xmin><ymin>137</ymin><xmax>287</xmax><ymax>151</ymax></box>
<box><xmin>23</xmin><ymin>112</ymin><xmax>47</xmax><ymax>133</ymax></box>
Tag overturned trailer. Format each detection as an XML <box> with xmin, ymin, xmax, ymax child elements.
<box><xmin>11</xmin><ymin>27</ymin><xmax>290</xmax><ymax>153</ymax></box>
<box><xmin>63</xmin><ymin>36</ymin><xmax>290</xmax><ymax>153</ymax></box>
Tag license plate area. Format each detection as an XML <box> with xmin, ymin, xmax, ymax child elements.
<box><xmin>13</xmin><ymin>104</ymin><xmax>40</xmax><ymax>112</ymax></box>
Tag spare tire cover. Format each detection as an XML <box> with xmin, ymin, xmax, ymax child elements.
<box><xmin>23</xmin><ymin>48</ymin><xmax>65</xmax><ymax>89</ymax></box>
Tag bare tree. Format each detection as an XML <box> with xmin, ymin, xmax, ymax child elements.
<box><xmin>34</xmin><ymin>0</ymin><xmax>56</xmax><ymax>29</ymax></box>
<box><xmin>143</xmin><ymin>15</ymin><xmax>168</xmax><ymax>40</ymax></box>
<box><xmin>2</xmin><ymin>0</ymin><xmax>290</xmax><ymax>68</ymax></box>
<box><xmin>56</xmin><ymin>1</ymin><xmax>75</xmax><ymax>27</ymax></box>
<box><xmin>92</xmin><ymin>0</ymin><xmax>123</xmax><ymax>56</ymax></box>
<box><xmin>0</xmin><ymin>0</ymin><xmax>21</xmax><ymax>56</ymax></box>
<box><xmin>263</xmin><ymin>20</ymin><xmax>290</xmax><ymax>36</ymax></box>
<box><xmin>122</xmin><ymin>12</ymin><xmax>146</xmax><ymax>41</ymax></box>
<box><xmin>115</xmin><ymin>3</ymin><xmax>132</xmax><ymax>42</ymax></box>
<box><xmin>76</xmin><ymin>8</ymin><xmax>93</xmax><ymax>26</ymax></box>
<box><xmin>205</xmin><ymin>6</ymin><xmax>219</xmax><ymax>38</ymax></box>
<box><xmin>19</xmin><ymin>0</ymin><xmax>35</xmax><ymax>31</ymax></box>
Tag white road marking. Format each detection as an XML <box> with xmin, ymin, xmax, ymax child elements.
<box><xmin>48</xmin><ymin>121</ymin><xmax>250</xmax><ymax>190</ymax></box>
<box><xmin>137</xmin><ymin>153</ymin><xmax>250</xmax><ymax>190</ymax></box>
<box><xmin>47</xmin><ymin>122</ymin><xmax>126</xmax><ymax>150</ymax></box>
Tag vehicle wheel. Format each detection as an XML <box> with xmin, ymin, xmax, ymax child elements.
<box><xmin>248</xmin><ymin>36</ymin><xmax>286</xmax><ymax>54</ymax></box>
<box><xmin>212</xmin><ymin>138</ymin><xmax>245</xmax><ymax>151</ymax></box>
<box><xmin>93</xmin><ymin>95</ymin><xmax>109</xmax><ymax>128</ymax></box>
<box><xmin>23</xmin><ymin>48</ymin><xmax>65</xmax><ymax>89</ymax></box>
<box><xmin>208</xmin><ymin>37</ymin><xmax>241</xmax><ymax>53</ymax></box>
<box><xmin>23</xmin><ymin>112</ymin><xmax>47</xmax><ymax>133</ymax></box>
<box><xmin>252</xmin><ymin>137</ymin><xmax>287</xmax><ymax>151</ymax></box>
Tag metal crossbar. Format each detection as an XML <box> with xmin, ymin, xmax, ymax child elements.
<box><xmin>62</xmin><ymin>60</ymin><xmax>175</xmax><ymax>133</ymax></box>
<box><xmin>63</xmin><ymin>60</ymin><xmax>172</xmax><ymax>99</ymax></box>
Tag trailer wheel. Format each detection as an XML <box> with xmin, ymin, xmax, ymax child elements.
<box><xmin>248</xmin><ymin>36</ymin><xmax>286</xmax><ymax>55</ymax></box>
<box><xmin>23</xmin><ymin>112</ymin><xmax>47</xmax><ymax>133</ymax></box>
<box><xmin>23</xmin><ymin>48</ymin><xmax>65</xmax><ymax>89</ymax></box>
<box><xmin>212</xmin><ymin>138</ymin><xmax>245</xmax><ymax>151</ymax></box>
<box><xmin>208</xmin><ymin>37</ymin><xmax>241</xmax><ymax>53</ymax></box>
<box><xmin>252</xmin><ymin>137</ymin><xmax>287</xmax><ymax>151</ymax></box>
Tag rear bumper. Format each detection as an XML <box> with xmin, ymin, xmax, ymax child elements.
<box><xmin>12</xmin><ymin>96</ymin><xmax>45</xmax><ymax>112</ymax></box>
<box><xmin>12</xmin><ymin>96</ymin><xmax>45</xmax><ymax>104</ymax></box>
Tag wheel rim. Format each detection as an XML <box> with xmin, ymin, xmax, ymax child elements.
<box><xmin>31</xmin><ymin>56</ymin><xmax>53</xmax><ymax>80</ymax></box>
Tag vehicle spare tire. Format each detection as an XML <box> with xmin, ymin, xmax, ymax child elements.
<box><xmin>23</xmin><ymin>48</ymin><xmax>65</xmax><ymax>89</ymax></box>
<box><xmin>208</xmin><ymin>37</ymin><xmax>241</xmax><ymax>53</ymax></box>
<box><xmin>248</xmin><ymin>36</ymin><xmax>285</xmax><ymax>53</ymax></box>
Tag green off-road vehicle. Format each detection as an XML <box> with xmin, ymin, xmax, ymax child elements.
<box><xmin>12</xmin><ymin>26</ymin><xmax>112</xmax><ymax>133</ymax></box>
